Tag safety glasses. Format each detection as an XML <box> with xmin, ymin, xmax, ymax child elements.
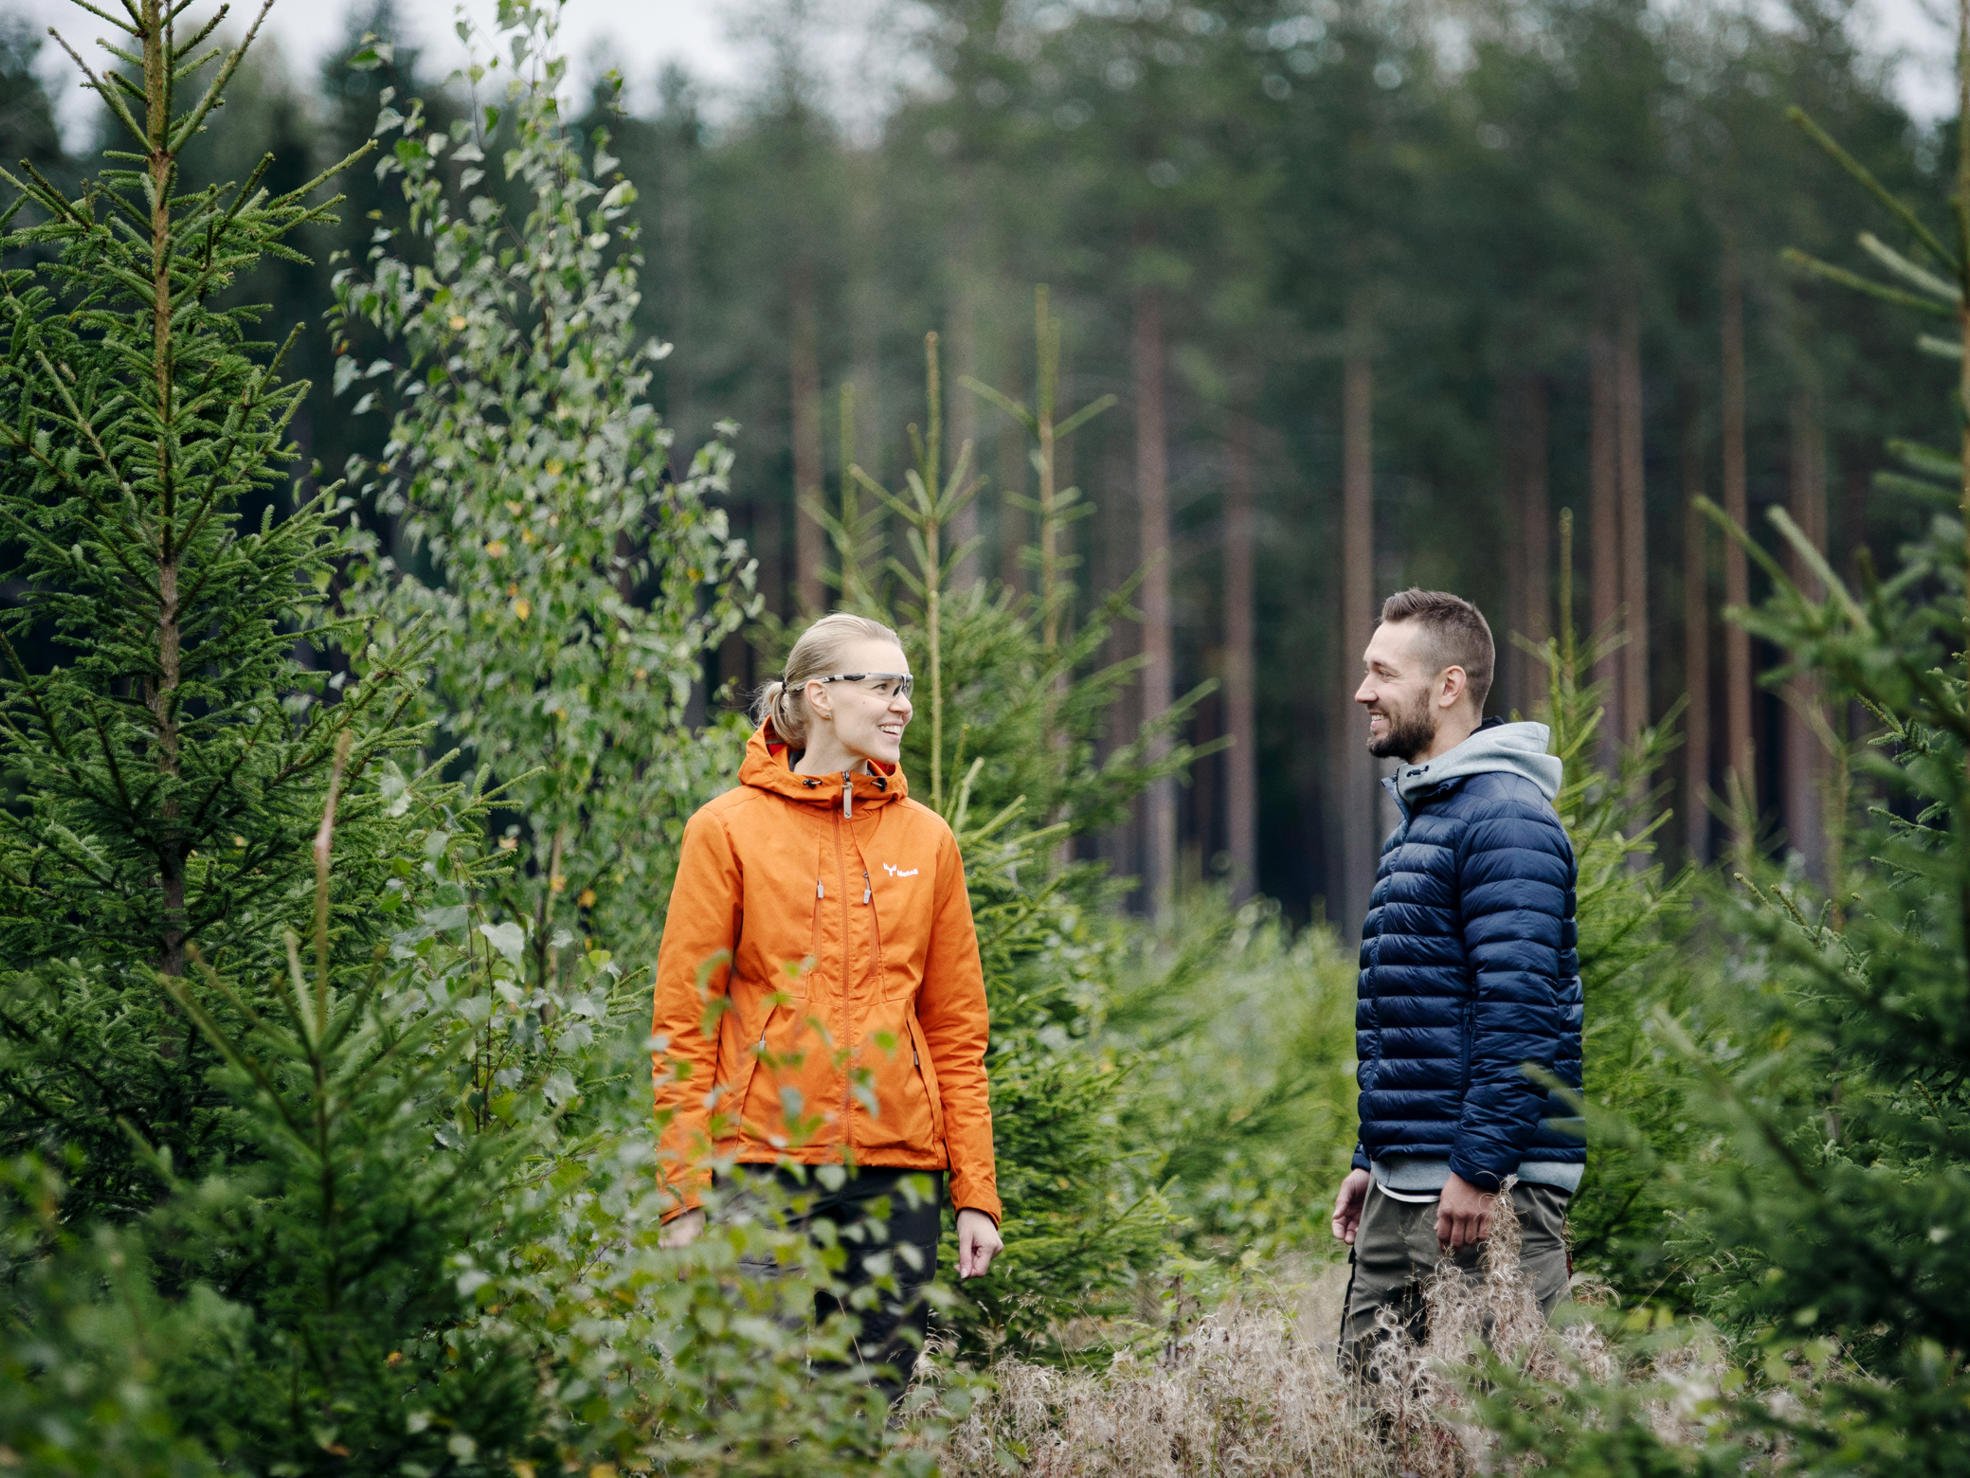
<box><xmin>811</xmin><ymin>671</ymin><xmax>914</xmax><ymax>700</ymax></box>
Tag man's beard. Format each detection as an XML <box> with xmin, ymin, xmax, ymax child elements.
<box><xmin>1367</xmin><ymin>696</ymin><xmax>1435</xmax><ymax>761</ymax></box>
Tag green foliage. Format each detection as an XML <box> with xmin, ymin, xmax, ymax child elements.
<box><xmin>0</xmin><ymin>1158</ymin><xmax>218</xmax><ymax>1475</ymax></box>
<box><xmin>0</xmin><ymin>7</ymin><xmax>940</xmax><ymax>1468</ymax></box>
<box><xmin>0</xmin><ymin>1</ymin><xmax>428</xmax><ymax>1226</ymax></box>
<box><xmin>1516</xmin><ymin>528</ymin><xmax>1700</xmax><ymax>1294</ymax></box>
<box><xmin>331</xmin><ymin>0</ymin><xmax>754</xmax><ymax>992</ymax></box>
<box><xmin>1103</xmin><ymin>892</ymin><xmax>1358</xmax><ymax>1258</ymax></box>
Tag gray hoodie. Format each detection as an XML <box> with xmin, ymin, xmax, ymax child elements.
<box><xmin>1392</xmin><ymin>719</ymin><xmax>1563</xmax><ymax>810</ymax></box>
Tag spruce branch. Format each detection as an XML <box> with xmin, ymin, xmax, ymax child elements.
<box><xmin>165</xmin><ymin>0</ymin><xmax>276</xmax><ymax>155</ymax></box>
<box><xmin>1783</xmin><ymin>248</ymin><xmax>1957</xmax><ymax>316</ymax></box>
<box><xmin>48</xmin><ymin>29</ymin><xmax>144</xmax><ymax>147</ymax></box>
<box><xmin>1859</xmin><ymin>231</ymin><xmax>1962</xmax><ymax>302</ymax></box>
<box><xmin>1788</xmin><ymin>105</ymin><xmax>1955</xmax><ymax>269</ymax></box>
<box><xmin>64</xmin><ymin>0</ymin><xmax>139</xmax><ymax>32</ymax></box>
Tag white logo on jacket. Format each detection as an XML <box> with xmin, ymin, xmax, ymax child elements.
<box><xmin>882</xmin><ymin>862</ymin><xmax>920</xmax><ymax>878</ymax></box>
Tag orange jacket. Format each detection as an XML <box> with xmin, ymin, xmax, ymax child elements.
<box><xmin>651</xmin><ymin>724</ymin><xmax>1000</xmax><ymax>1223</ymax></box>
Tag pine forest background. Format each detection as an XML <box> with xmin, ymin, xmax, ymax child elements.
<box><xmin>5</xmin><ymin>0</ymin><xmax>1932</xmax><ymax>928</ymax></box>
<box><xmin>8</xmin><ymin>0</ymin><xmax>1970</xmax><ymax>1472</ymax></box>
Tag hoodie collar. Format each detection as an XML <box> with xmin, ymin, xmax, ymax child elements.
<box><xmin>737</xmin><ymin>721</ymin><xmax>909</xmax><ymax>816</ymax></box>
<box><xmin>1390</xmin><ymin>718</ymin><xmax>1563</xmax><ymax>808</ymax></box>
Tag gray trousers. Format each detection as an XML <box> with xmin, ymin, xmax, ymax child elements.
<box><xmin>1338</xmin><ymin>1178</ymin><xmax>1572</xmax><ymax>1375</ymax></box>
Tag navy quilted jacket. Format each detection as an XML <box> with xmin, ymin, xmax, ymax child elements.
<box><xmin>1350</xmin><ymin>720</ymin><xmax>1584</xmax><ymax>1192</ymax></box>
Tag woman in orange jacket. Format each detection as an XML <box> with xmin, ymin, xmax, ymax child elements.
<box><xmin>651</xmin><ymin>611</ymin><xmax>1002</xmax><ymax>1389</ymax></box>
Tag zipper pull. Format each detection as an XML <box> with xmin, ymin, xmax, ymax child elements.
<box><xmin>842</xmin><ymin>769</ymin><xmax>853</xmax><ymax>819</ymax></box>
<box><xmin>816</xmin><ymin>880</ymin><xmax>825</xmax><ymax>900</ymax></box>
<box><xmin>862</xmin><ymin>870</ymin><xmax>872</xmax><ymax>904</ymax></box>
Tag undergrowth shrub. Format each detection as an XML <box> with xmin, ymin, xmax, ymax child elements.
<box><xmin>936</xmin><ymin>1193</ymin><xmax>1732</xmax><ymax>1476</ymax></box>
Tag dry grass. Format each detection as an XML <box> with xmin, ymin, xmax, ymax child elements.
<box><xmin>929</xmin><ymin>1194</ymin><xmax>1733</xmax><ymax>1475</ymax></box>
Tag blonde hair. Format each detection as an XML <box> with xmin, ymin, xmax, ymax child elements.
<box><xmin>752</xmin><ymin>611</ymin><xmax>904</xmax><ymax>746</ymax></box>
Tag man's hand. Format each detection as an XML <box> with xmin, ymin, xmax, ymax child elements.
<box><xmin>1331</xmin><ymin>1168</ymin><xmax>1371</xmax><ymax>1245</ymax></box>
<box><xmin>1435</xmin><ymin>1172</ymin><xmax>1496</xmax><ymax>1254</ymax></box>
<box><xmin>660</xmin><ymin>1207</ymin><xmax>706</xmax><ymax>1249</ymax></box>
<box><xmin>957</xmin><ymin>1208</ymin><xmax>1002</xmax><ymax>1278</ymax></box>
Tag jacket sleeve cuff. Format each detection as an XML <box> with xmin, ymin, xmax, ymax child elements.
<box><xmin>1351</xmin><ymin>1144</ymin><xmax>1370</xmax><ymax>1173</ymax></box>
<box><xmin>1447</xmin><ymin>1153</ymin><xmax>1505</xmax><ymax>1193</ymax></box>
<box><xmin>658</xmin><ymin>1171</ymin><xmax>709</xmax><ymax>1223</ymax></box>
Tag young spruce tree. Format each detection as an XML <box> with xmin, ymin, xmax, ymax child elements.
<box><xmin>0</xmin><ymin>1</ymin><xmax>427</xmax><ymax>1222</ymax></box>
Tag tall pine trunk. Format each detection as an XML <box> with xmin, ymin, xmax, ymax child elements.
<box><xmin>1588</xmin><ymin>327</ymin><xmax>1621</xmax><ymax>757</ymax></box>
<box><xmin>1132</xmin><ymin>260</ymin><xmax>1176</xmax><ymax>919</ymax></box>
<box><xmin>1617</xmin><ymin>299</ymin><xmax>1649</xmax><ymax>744</ymax></box>
<box><xmin>1339</xmin><ymin>299</ymin><xmax>1376</xmax><ymax>941</ymax></box>
<box><xmin>789</xmin><ymin>255</ymin><xmax>825</xmax><ymax>614</ymax></box>
<box><xmin>998</xmin><ymin>417</ymin><xmax>1027</xmax><ymax>593</ymax></box>
<box><xmin>947</xmin><ymin>215</ymin><xmax>984</xmax><ymax>590</ymax></box>
<box><xmin>1785</xmin><ymin>391</ymin><xmax>1828</xmax><ymax>873</ymax></box>
<box><xmin>1224</xmin><ymin>412</ymin><xmax>1259</xmax><ymax>902</ymax></box>
<box><xmin>1721</xmin><ymin>243</ymin><xmax>1755</xmax><ymax>811</ymax></box>
<box><xmin>1681</xmin><ymin>388</ymin><xmax>1712</xmax><ymax>862</ymax></box>
<box><xmin>1507</xmin><ymin>373</ymin><xmax>1551</xmax><ymax>713</ymax></box>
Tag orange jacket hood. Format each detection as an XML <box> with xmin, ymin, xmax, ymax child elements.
<box><xmin>651</xmin><ymin>722</ymin><xmax>999</xmax><ymax>1222</ymax></box>
<box><xmin>737</xmin><ymin>720</ymin><xmax>908</xmax><ymax>812</ymax></box>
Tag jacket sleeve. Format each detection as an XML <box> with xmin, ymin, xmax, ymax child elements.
<box><xmin>916</xmin><ymin>828</ymin><xmax>1001</xmax><ymax>1223</ymax></box>
<box><xmin>651</xmin><ymin>805</ymin><xmax>742</xmax><ymax>1220</ymax></box>
<box><xmin>1449</xmin><ymin>798</ymin><xmax>1572</xmax><ymax>1192</ymax></box>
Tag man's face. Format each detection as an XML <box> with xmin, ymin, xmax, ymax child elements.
<box><xmin>1355</xmin><ymin>621</ymin><xmax>1440</xmax><ymax>762</ymax></box>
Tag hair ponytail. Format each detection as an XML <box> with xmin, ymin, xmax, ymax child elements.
<box><xmin>751</xmin><ymin>677</ymin><xmax>802</xmax><ymax>745</ymax></box>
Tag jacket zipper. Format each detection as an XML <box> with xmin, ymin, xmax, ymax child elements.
<box><xmin>835</xmin><ymin>806</ymin><xmax>852</xmax><ymax>1161</ymax></box>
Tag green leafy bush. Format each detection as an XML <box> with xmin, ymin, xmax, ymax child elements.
<box><xmin>331</xmin><ymin>0</ymin><xmax>755</xmax><ymax>996</ymax></box>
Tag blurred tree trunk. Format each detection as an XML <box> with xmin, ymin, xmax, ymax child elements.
<box><xmin>1340</xmin><ymin>298</ymin><xmax>1376</xmax><ymax>942</ymax></box>
<box><xmin>1224</xmin><ymin>412</ymin><xmax>1258</xmax><ymax>903</ymax></box>
<box><xmin>1617</xmin><ymin>298</ymin><xmax>1649</xmax><ymax>745</ymax></box>
<box><xmin>1506</xmin><ymin>373</ymin><xmax>1551</xmax><ymax>713</ymax></box>
<box><xmin>1681</xmin><ymin>388</ymin><xmax>1711</xmax><ymax>863</ymax></box>
<box><xmin>1785</xmin><ymin>391</ymin><xmax>1828</xmax><ymax>874</ymax></box>
<box><xmin>790</xmin><ymin>255</ymin><xmax>825</xmax><ymax>614</ymax></box>
<box><xmin>1721</xmin><ymin>243</ymin><xmax>1754</xmax><ymax>814</ymax></box>
<box><xmin>1589</xmin><ymin>327</ymin><xmax>1621</xmax><ymax>759</ymax></box>
<box><xmin>947</xmin><ymin>231</ymin><xmax>984</xmax><ymax>589</ymax></box>
<box><xmin>998</xmin><ymin>417</ymin><xmax>1026</xmax><ymax>593</ymax></box>
<box><xmin>653</xmin><ymin>91</ymin><xmax>706</xmax><ymax>726</ymax></box>
<box><xmin>1098</xmin><ymin>441</ymin><xmax>1139</xmax><ymax>879</ymax></box>
<box><xmin>1132</xmin><ymin>254</ymin><xmax>1175</xmax><ymax>920</ymax></box>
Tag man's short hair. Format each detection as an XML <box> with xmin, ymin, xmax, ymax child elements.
<box><xmin>1379</xmin><ymin>588</ymin><xmax>1494</xmax><ymax>714</ymax></box>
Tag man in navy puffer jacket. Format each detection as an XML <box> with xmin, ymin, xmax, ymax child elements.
<box><xmin>1331</xmin><ymin>589</ymin><xmax>1583</xmax><ymax>1374</ymax></box>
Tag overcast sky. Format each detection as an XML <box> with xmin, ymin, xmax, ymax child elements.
<box><xmin>12</xmin><ymin>1</ymin><xmax>745</xmax><ymax>85</ymax></box>
<box><xmin>9</xmin><ymin>0</ymin><xmax>1962</xmax><ymax>139</ymax></box>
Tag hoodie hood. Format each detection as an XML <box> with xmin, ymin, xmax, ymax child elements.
<box><xmin>1392</xmin><ymin>719</ymin><xmax>1562</xmax><ymax>807</ymax></box>
<box><xmin>736</xmin><ymin>720</ymin><xmax>909</xmax><ymax>812</ymax></box>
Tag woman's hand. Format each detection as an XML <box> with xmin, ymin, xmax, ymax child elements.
<box><xmin>956</xmin><ymin>1207</ymin><xmax>1002</xmax><ymax>1278</ymax></box>
<box><xmin>660</xmin><ymin>1207</ymin><xmax>706</xmax><ymax>1249</ymax></box>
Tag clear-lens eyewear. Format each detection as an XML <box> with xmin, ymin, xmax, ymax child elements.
<box><xmin>813</xmin><ymin>671</ymin><xmax>914</xmax><ymax>701</ymax></box>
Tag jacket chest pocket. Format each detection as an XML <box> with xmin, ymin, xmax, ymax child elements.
<box><xmin>867</xmin><ymin>878</ymin><xmax>930</xmax><ymax>1001</ymax></box>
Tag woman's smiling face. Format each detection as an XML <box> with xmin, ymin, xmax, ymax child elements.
<box><xmin>807</xmin><ymin>637</ymin><xmax>914</xmax><ymax>768</ymax></box>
